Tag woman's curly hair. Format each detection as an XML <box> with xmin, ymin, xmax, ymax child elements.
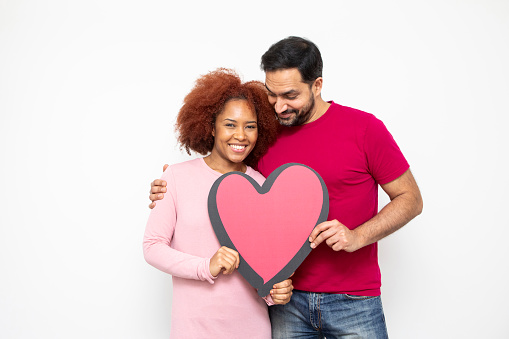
<box><xmin>175</xmin><ymin>68</ymin><xmax>279</xmax><ymax>168</ymax></box>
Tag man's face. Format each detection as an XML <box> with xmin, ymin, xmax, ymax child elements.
<box><xmin>265</xmin><ymin>68</ymin><xmax>317</xmax><ymax>127</ymax></box>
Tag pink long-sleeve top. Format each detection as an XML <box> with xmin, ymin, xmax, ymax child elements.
<box><xmin>143</xmin><ymin>158</ymin><xmax>271</xmax><ymax>339</ymax></box>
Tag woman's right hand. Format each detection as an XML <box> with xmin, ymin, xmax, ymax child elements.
<box><xmin>209</xmin><ymin>246</ymin><xmax>240</xmax><ymax>277</ymax></box>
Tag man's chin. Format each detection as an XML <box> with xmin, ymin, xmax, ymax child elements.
<box><xmin>278</xmin><ymin>119</ymin><xmax>295</xmax><ymax>127</ymax></box>
<box><xmin>277</xmin><ymin>114</ymin><xmax>297</xmax><ymax>126</ymax></box>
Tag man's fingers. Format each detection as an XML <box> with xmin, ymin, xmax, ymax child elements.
<box><xmin>149</xmin><ymin>180</ymin><xmax>166</xmax><ymax>202</ymax></box>
<box><xmin>311</xmin><ymin>226</ymin><xmax>339</xmax><ymax>248</ymax></box>
<box><xmin>332</xmin><ymin>242</ymin><xmax>346</xmax><ymax>252</ymax></box>
<box><xmin>150</xmin><ymin>186</ymin><xmax>167</xmax><ymax>194</ymax></box>
<box><xmin>151</xmin><ymin>180</ymin><xmax>167</xmax><ymax>187</ymax></box>
<box><xmin>151</xmin><ymin>179</ymin><xmax>167</xmax><ymax>187</ymax></box>
<box><xmin>325</xmin><ymin>233</ymin><xmax>342</xmax><ymax>247</ymax></box>
<box><xmin>148</xmin><ymin>175</ymin><xmax>167</xmax><ymax>210</ymax></box>
<box><xmin>150</xmin><ymin>180</ymin><xmax>167</xmax><ymax>192</ymax></box>
<box><xmin>149</xmin><ymin>193</ymin><xmax>163</xmax><ymax>202</ymax></box>
<box><xmin>309</xmin><ymin>221</ymin><xmax>334</xmax><ymax>242</ymax></box>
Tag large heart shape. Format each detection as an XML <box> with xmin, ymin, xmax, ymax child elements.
<box><xmin>208</xmin><ymin>163</ymin><xmax>329</xmax><ymax>297</ymax></box>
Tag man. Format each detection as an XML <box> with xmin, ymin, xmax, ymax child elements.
<box><xmin>150</xmin><ymin>37</ymin><xmax>422</xmax><ymax>338</ymax></box>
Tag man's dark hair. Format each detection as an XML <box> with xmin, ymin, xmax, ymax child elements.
<box><xmin>260</xmin><ymin>36</ymin><xmax>323</xmax><ymax>84</ymax></box>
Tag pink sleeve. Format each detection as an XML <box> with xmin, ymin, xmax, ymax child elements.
<box><xmin>263</xmin><ymin>294</ymin><xmax>275</xmax><ymax>306</ymax></box>
<box><xmin>143</xmin><ymin>167</ymin><xmax>216</xmax><ymax>284</ymax></box>
<box><xmin>364</xmin><ymin>116</ymin><xmax>410</xmax><ymax>185</ymax></box>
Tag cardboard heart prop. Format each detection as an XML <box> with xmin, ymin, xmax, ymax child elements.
<box><xmin>208</xmin><ymin>163</ymin><xmax>329</xmax><ymax>297</ymax></box>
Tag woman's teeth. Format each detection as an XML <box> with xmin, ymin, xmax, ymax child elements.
<box><xmin>230</xmin><ymin>144</ymin><xmax>246</xmax><ymax>150</ymax></box>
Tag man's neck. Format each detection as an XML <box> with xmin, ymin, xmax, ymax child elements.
<box><xmin>306</xmin><ymin>97</ymin><xmax>331</xmax><ymax>125</ymax></box>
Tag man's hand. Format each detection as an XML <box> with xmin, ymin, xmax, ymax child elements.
<box><xmin>308</xmin><ymin>220</ymin><xmax>363</xmax><ymax>252</ymax></box>
<box><xmin>209</xmin><ymin>246</ymin><xmax>240</xmax><ymax>277</ymax></box>
<box><xmin>309</xmin><ymin>169</ymin><xmax>423</xmax><ymax>252</ymax></box>
<box><xmin>148</xmin><ymin>164</ymin><xmax>169</xmax><ymax>209</ymax></box>
<box><xmin>269</xmin><ymin>275</ymin><xmax>294</xmax><ymax>305</ymax></box>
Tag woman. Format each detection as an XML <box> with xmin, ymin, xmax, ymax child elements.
<box><xmin>143</xmin><ymin>68</ymin><xmax>292</xmax><ymax>338</ymax></box>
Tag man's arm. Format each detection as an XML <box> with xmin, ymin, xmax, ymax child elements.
<box><xmin>309</xmin><ymin>169</ymin><xmax>423</xmax><ymax>252</ymax></box>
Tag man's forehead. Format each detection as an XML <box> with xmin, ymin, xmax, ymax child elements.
<box><xmin>265</xmin><ymin>68</ymin><xmax>302</xmax><ymax>82</ymax></box>
<box><xmin>265</xmin><ymin>69</ymin><xmax>306</xmax><ymax>93</ymax></box>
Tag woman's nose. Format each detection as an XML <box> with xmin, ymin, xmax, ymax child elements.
<box><xmin>234</xmin><ymin>129</ymin><xmax>246</xmax><ymax>140</ymax></box>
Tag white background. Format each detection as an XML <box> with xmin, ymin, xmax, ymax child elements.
<box><xmin>1</xmin><ymin>1</ymin><xmax>508</xmax><ymax>338</ymax></box>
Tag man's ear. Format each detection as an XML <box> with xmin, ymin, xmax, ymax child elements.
<box><xmin>312</xmin><ymin>77</ymin><xmax>323</xmax><ymax>98</ymax></box>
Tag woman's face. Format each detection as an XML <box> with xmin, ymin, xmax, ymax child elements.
<box><xmin>211</xmin><ymin>99</ymin><xmax>258</xmax><ymax>165</ymax></box>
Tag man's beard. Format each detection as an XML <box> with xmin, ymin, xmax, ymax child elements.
<box><xmin>276</xmin><ymin>96</ymin><xmax>316</xmax><ymax>127</ymax></box>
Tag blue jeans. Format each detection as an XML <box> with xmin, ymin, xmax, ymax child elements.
<box><xmin>269</xmin><ymin>290</ymin><xmax>388</xmax><ymax>339</ymax></box>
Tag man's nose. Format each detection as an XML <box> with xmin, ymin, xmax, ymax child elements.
<box><xmin>274</xmin><ymin>98</ymin><xmax>288</xmax><ymax>113</ymax></box>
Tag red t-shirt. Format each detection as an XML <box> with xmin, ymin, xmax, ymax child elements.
<box><xmin>257</xmin><ymin>102</ymin><xmax>409</xmax><ymax>296</ymax></box>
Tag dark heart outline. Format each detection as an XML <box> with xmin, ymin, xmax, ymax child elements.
<box><xmin>208</xmin><ymin>163</ymin><xmax>329</xmax><ymax>297</ymax></box>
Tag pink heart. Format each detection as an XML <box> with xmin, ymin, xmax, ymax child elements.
<box><xmin>208</xmin><ymin>163</ymin><xmax>329</xmax><ymax>297</ymax></box>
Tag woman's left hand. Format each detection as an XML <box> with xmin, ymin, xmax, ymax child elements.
<box><xmin>269</xmin><ymin>277</ymin><xmax>294</xmax><ymax>305</ymax></box>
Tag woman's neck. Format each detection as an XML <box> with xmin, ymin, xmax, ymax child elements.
<box><xmin>203</xmin><ymin>155</ymin><xmax>246</xmax><ymax>174</ymax></box>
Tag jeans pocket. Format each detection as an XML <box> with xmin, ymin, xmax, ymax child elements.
<box><xmin>344</xmin><ymin>294</ymin><xmax>379</xmax><ymax>301</ymax></box>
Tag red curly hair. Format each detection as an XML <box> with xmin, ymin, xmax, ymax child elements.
<box><xmin>175</xmin><ymin>68</ymin><xmax>279</xmax><ymax>168</ymax></box>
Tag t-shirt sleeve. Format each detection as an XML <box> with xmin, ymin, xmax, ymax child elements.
<box><xmin>143</xmin><ymin>167</ymin><xmax>215</xmax><ymax>284</ymax></box>
<box><xmin>364</xmin><ymin>116</ymin><xmax>410</xmax><ymax>185</ymax></box>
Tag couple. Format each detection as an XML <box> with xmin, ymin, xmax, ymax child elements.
<box><xmin>144</xmin><ymin>36</ymin><xmax>423</xmax><ymax>339</ymax></box>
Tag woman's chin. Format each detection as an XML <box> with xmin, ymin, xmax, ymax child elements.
<box><xmin>226</xmin><ymin>152</ymin><xmax>250</xmax><ymax>164</ymax></box>
<box><xmin>228</xmin><ymin>157</ymin><xmax>248</xmax><ymax>164</ymax></box>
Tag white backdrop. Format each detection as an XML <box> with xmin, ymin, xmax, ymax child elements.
<box><xmin>1</xmin><ymin>1</ymin><xmax>508</xmax><ymax>338</ymax></box>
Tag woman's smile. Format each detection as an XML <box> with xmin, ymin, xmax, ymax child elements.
<box><xmin>229</xmin><ymin>144</ymin><xmax>247</xmax><ymax>152</ymax></box>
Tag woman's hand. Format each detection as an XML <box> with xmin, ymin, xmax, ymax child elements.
<box><xmin>269</xmin><ymin>274</ymin><xmax>294</xmax><ymax>305</ymax></box>
<box><xmin>209</xmin><ymin>246</ymin><xmax>240</xmax><ymax>277</ymax></box>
